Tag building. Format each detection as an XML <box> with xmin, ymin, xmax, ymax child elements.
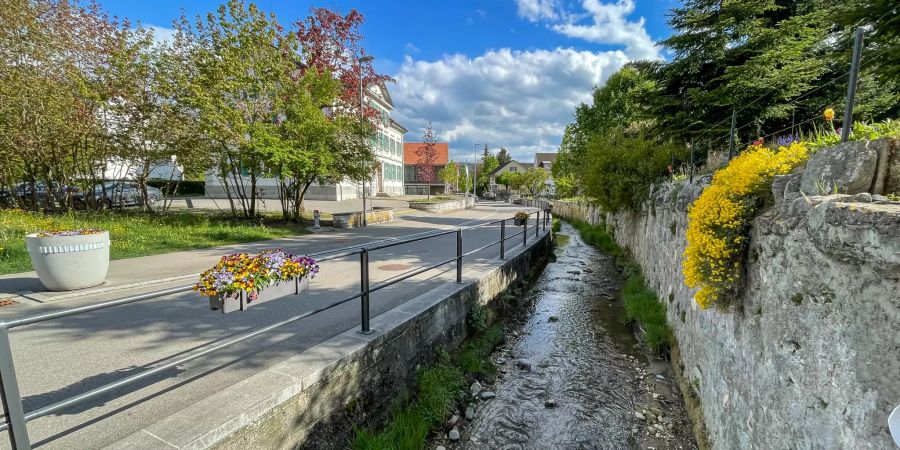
<box><xmin>403</xmin><ymin>142</ymin><xmax>449</xmax><ymax>195</ymax></box>
<box><xmin>204</xmin><ymin>82</ymin><xmax>407</xmax><ymax>201</ymax></box>
<box><xmin>487</xmin><ymin>160</ymin><xmax>533</xmax><ymax>194</ymax></box>
<box><xmin>533</xmin><ymin>152</ymin><xmax>557</xmax><ymax>196</ymax></box>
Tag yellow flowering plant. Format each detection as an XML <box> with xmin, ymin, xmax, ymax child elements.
<box><xmin>683</xmin><ymin>141</ymin><xmax>809</xmax><ymax>308</ymax></box>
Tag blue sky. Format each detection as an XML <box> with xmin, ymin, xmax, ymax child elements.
<box><xmin>103</xmin><ymin>0</ymin><xmax>679</xmax><ymax>161</ymax></box>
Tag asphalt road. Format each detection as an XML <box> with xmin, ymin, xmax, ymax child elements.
<box><xmin>0</xmin><ymin>201</ymin><xmax>545</xmax><ymax>449</ymax></box>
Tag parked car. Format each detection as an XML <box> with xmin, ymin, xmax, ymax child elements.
<box><xmin>0</xmin><ymin>182</ymin><xmax>52</xmax><ymax>208</ymax></box>
<box><xmin>72</xmin><ymin>182</ymin><xmax>162</xmax><ymax>209</ymax></box>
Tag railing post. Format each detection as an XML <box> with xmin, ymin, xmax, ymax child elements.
<box><xmin>456</xmin><ymin>229</ymin><xmax>462</xmax><ymax>283</ymax></box>
<box><xmin>0</xmin><ymin>328</ymin><xmax>30</xmax><ymax>449</ymax></box>
<box><xmin>500</xmin><ymin>220</ymin><xmax>506</xmax><ymax>260</ymax></box>
<box><xmin>359</xmin><ymin>249</ymin><xmax>372</xmax><ymax>334</ymax></box>
<box><xmin>535</xmin><ymin>211</ymin><xmax>540</xmax><ymax>237</ymax></box>
<box><xmin>523</xmin><ymin>219</ymin><xmax>527</xmax><ymax>247</ymax></box>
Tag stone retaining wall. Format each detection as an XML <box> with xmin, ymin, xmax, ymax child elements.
<box><xmin>407</xmin><ymin>197</ymin><xmax>475</xmax><ymax>214</ymax></box>
<box><xmin>552</xmin><ymin>137</ymin><xmax>900</xmax><ymax>449</ymax></box>
<box><xmin>332</xmin><ymin>207</ymin><xmax>393</xmax><ymax>228</ymax></box>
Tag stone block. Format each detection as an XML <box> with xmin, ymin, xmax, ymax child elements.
<box><xmin>800</xmin><ymin>140</ymin><xmax>878</xmax><ymax>195</ymax></box>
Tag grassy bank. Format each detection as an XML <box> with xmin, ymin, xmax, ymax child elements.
<box><xmin>568</xmin><ymin>219</ymin><xmax>674</xmax><ymax>355</ymax></box>
<box><xmin>0</xmin><ymin>209</ymin><xmax>309</xmax><ymax>275</ymax></box>
<box><xmin>351</xmin><ymin>321</ymin><xmax>505</xmax><ymax>449</ymax></box>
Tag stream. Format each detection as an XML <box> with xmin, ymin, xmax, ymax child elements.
<box><xmin>447</xmin><ymin>223</ymin><xmax>697</xmax><ymax>449</ymax></box>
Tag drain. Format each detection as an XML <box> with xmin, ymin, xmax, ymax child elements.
<box><xmin>377</xmin><ymin>264</ymin><xmax>412</xmax><ymax>271</ymax></box>
<box><xmin>0</xmin><ymin>298</ymin><xmax>19</xmax><ymax>307</ymax></box>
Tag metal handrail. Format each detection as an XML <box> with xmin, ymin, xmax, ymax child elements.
<box><xmin>0</xmin><ymin>204</ymin><xmax>553</xmax><ymax>449</ymax></box>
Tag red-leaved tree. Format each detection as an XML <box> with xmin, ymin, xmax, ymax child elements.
<box><xmin>415</xmin><ymin>123</ymin><xmax>439</xmax><ymax>199</ymax></box>
<box><xmin>294</xmin><ymin>8</ymin><xmax>391</xmax><ymax>121</ymax></box>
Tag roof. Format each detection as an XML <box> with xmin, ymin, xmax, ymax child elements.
<box><xmin>534</xmin><ymin>152</ymin><xmax>557</xmax><ymax>168</ymax></box>
<box><xmin>489</xmin><ymin>160</ymin><xmax>532</xmax><ymax>176</ymax></box>
<box><xmin>390</xmin><ymin>118</ymin><xmax>408</xmax><ymax>133</ymax></box>
<box><xmin>403</xmin><ymin>142</ymin><xmax>449</xmax><ymax>165</ymax></box>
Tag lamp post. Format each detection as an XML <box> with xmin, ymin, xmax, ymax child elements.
<box><xmin>358</xmin><ymin>55</ymin><xmax>374</xmax><ymax>227</ymax></box>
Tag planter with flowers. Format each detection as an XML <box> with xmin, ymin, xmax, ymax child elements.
<box><xmin>513</xmin><ymin>211</ymin><xmax>529</xmax><ymax>226</ymax></box>
<box><xmin>26</xmin><ymin>228</ymin><xmax>110</xmax><ymax>291</ymax></box>
<box><xmin>195</xmin><ymin>249</ymin><xmax>319</xmax><ymax>313</ymax></box>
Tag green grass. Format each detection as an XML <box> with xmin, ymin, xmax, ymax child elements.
<box><xmin>0</xmin><ymin>209</ymin><xmax>309</xmax><ymax>274</ymax></box>
<box><xmin>351</xmin><ymin>324</ymin><xmax>505</xmax><ymax>450</ymax></box>
<box><xmin>621</xmin><ymin>269</ymin><xmax>673</xmax><ymax>354</ymax></box>
<box><xmin>567</xmin><ymin>219</ymin><xmax>674</xmax><ymax>355</ymax></box>
<box><xmin>551</xmin><ymin>217</ymin><xmax>561</xmax><ymax>232</ymax></box>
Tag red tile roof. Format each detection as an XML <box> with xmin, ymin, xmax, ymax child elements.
<box><xmin>403</xmin><ymin>142</ymin><xmax>449</xmax><ymax>165</ymax></box>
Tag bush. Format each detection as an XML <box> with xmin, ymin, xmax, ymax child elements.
<box><xmin>683</xmin><ymin>141</ymin><xmax>809</xmax><ymax>309</ymax></box>
<box><xmin>580</xmin><ymin>132</ymin><xmax>685</xmax><ymax>213</ymax></box>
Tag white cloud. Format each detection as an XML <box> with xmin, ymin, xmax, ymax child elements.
<box><xmin>403</xmin><ymin>43</ymin><xmax>421</xmax><ymax>54</ymax></box>
<box><xmin>391</xmin><ymin>48</ymin><xmax>628</xmax><ymax>162</ymax></box>
<box><xmin>515</xmin><ymin>0</ymin><xmax>562</xmax><ymax>22</ymax></box>
<box><xmin>552</xmin><ymin>0</ymin><xmax>658</xmax><ymax>60</ymax></box>
<box><xmin>145</xmin><ymin>25</ymin><xmax>176</xmax><ymax>47</ymax></box>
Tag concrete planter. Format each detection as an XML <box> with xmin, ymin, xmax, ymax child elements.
<box><xmin>25</xmin><ymin>231</ymin><xmax>110</xmax><ymax>291</ymax></box>
<box><xmin>209</xmin><ymin>276</ymin><xmax>310</xmax><ymax>313</ymax></box>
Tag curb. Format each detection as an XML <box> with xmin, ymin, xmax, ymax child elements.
<box><xmin>14</xmin><ymin>273</ymin><xmax>199</xmax><ymax>304</ymax></box>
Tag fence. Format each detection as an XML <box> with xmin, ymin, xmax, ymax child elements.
<box><xmin>0</xmin><ymin>207</ymin><xmax>553</xmax><ymax>449</ymax></box>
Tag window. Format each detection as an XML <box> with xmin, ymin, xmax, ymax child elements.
<box><xmin>509</xmin><ymin>167</ymin><xmax>517</xmax><ymax>172</ymax></box>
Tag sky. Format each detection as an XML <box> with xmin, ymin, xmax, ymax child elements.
<box><xmin>102</xmin><ymin>0</ymin><xmax>678</xmax><ymax>162</ymax></box>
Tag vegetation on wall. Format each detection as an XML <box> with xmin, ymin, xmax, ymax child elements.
<box><xmin>683</xmin><ymin>118</ymin><xmax>900</xmax><ymax>309</ymax></box>
<box><xmin>683</xmin><ymin>142</ymin><xmax>810</xmax><ymax>309</ymax></box>
<box><xmin>554</xmin><ymin>0</ymin><xmax>899</xmax><ymax>210</ymax></box>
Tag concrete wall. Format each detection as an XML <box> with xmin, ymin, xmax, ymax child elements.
<box><xmin>407</xmin><ymin>196</ymin><xmax>475</xmax><ymax>214</ymax></box>
<box><xmin>110</xmin><ymin>229</ymin><xmax>552</xmax><ymax>450</ymax></box>
<box><xmin>550</xmin><ymin>138</ymin><xmax>900</xmax><ymax>449</ymax></box>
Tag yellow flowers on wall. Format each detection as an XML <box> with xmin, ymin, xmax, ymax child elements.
<box><xmin>683</xmin><ymin>142</ymin><xmax>810</xmax><ymax>308</ymax></box>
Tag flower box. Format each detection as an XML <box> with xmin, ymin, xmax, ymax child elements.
<box><xmin>25</xmin><ymin>229</ymin><xmax>109</xmax><ymax>291</ymax></box>
<box><xmin>209</xmin><ymin>276</ymin><xmax>310</xmax><ymax>313</ymax></box>
<box><xmin>513</xmin><ymin>211</ymin><xmax>529</xmax><ymax>226</ymax></box>
<box><xmin>195</xmin><ymin>249</ymin><xmax>319</xmax><ymax>314</ymax></box>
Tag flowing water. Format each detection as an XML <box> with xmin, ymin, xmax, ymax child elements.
<box><xmin>458</xmin><ymin>223</ymin><xmax>696</xmax><ymax>450</ymax></box>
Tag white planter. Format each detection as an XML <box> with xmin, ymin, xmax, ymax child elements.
<box><xmin>209</xmin><ymin>276</ymin><xmax>310</xmax><ymax>314</ymax></box>
<box><xmin>26</xmin><ymin>231</ymin><xmax>110</xmax><ymax>291</ymax></box>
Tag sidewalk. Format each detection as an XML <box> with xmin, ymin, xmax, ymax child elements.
<box><xmin>0</xmin><ymin>204</ymin><xmax>507</xmax><ymax>304</ymax></box>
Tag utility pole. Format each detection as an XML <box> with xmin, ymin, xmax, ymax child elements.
<box><xmin>358</xmin><ymin>55</ymin><xmax>374</xmax><ymax>227</ymax></box>
<box><xmin>689</xmin><ymin>139</ymin><xmax>694</xmax><ymax>183</ymax></box>
<box><xmin>727</xmin><ymin>108</ymin><xmax>736</xmax><ymax>160</ymax></box>
<box><xmin>842</xmin><ymin>27</ymin><xmax>863</xmax><ymax>143</ymax></box>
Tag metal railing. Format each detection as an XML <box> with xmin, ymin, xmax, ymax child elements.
<box><xmin>0</xmin><ymin>206</ymin><xmax>553</xmax><ymax>449</ymax></box>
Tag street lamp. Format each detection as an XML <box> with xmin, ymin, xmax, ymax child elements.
<box><xmin>358</xmin><ymin>55</ymin><xmax>374</xmax><ymax>227</ymax></box>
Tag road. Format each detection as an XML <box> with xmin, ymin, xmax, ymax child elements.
<box><xmin>0</xmin><ymin>201</ymin><xmax>545</xmax><ymax>449</ymax></box>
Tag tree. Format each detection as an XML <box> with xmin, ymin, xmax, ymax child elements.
<box><xmin>415</xmin><ymin>123</ymin><xmax>439</xmax><ymax>198</ymax></box>
<box><xmin>496</xmin><ymin>147</ymin><xmax>512</xmax><ymax>166</ymax></box>
<box><xmin>496</xmin><ymin>171</ymin><xmax>521</xmax><ymax>190</ymax></box>
<box><xmin>294</xmin><ymin>8</ymin><xmax>390</xmax><ymax>115</ymax></box>
<box><xmin>175</xmin><ymin>0</ymin><xmax>300</xmax><ymax>218</ymax></box>
<box><xmin>438</xmin><ymin>161</ymin><xmax>459</xmax><ymax>191</ymax></box>
<box><xmin>477</xmin><ymin>145</ymin><xmax>499</xmax><ymax>194</ymax></box>
<box><xmin>519</xmin><ymin>167</ymin><xmax>548</xmax><ymax>198</ymax></box>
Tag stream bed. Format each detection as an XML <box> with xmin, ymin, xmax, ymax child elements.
<box><xmin>438</xmin><ymin>223</ymin><xmax>697</xmax><ymax>450</ymax></box>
